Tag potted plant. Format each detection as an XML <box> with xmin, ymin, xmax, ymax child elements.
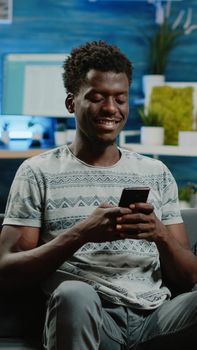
<box><xmin>138</xmin><ymin>106</ymin><xmax>164</xmax><ymax>146</ymax></box>
<box><xmin>188</xmin><ymin>183</ymin><xmax>197</xmax><ymax>209</ymax></box>
<box><xmin>54</xmin><ymin>121</ymin><xmax>67</xmax><ymax>146</ymax></box>
<box><xmin>178</xmin><ymin>183</ymin><xmax>197</xmax><ymax>209</ymax></box>
<box><xmin>28</xmin><ymin>117</ymin><xmax>44</xmax><ymax>147</ymax></box>
<box><xmin>178</xmin><ymin>185</ymin><xmax>191</xmax><ymax>209</ymax></box>
<box><xmin>1</xmin><ymin>122</ymin><xmax>10</xmax><ymax>145</ymax></box>
<box><xmin>145</xmin><ymin>0</ymin><xmax>197</xmax><ymax>74</ymax></box>
<box><xmin>142</xmin><ymin>1</ymin><xmax>197</xmax><ymax>102</ymax></box>
<box><xmin>149</xmin><ymin>85</ymin><xmax>193</xmax><ymax>145</ymax></box>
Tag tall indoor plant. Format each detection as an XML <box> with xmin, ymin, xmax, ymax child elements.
<box><xmin>145</xmin><ymin>0</ymin><xmax>197</xmax><ymax>75</ymax></box>
<box><xmin>143</xmin><ymin>0</ymin><xmax>197</xmax><ymax>103</ymax></box>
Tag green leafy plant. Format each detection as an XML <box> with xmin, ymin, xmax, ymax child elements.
<box><xmin>178</xmin><ymin>183</ymin><xmax>197</xmax><ymax>205</ymax></box>
<box><xmin>149</xmin><ymin>85</ymin><xmax>193</xmax><ymax>145</ymax></box>
<box><xmin>147</xmin><ymin>23</ymin><xmax>182</xmax><ymax>74</ymax></box>
<box><xmin>27</xmin><ymin>117</ymin><xmax>43</xmax><ymax>131</ymax></box>
<box><xmin>54</xmin><ymin>118</ymin><xmax>67</xmax><ymax>132</ymax></box>
<box><xmin>178</xmin><ymin>185</ymin><xmax>191</xmax><ymax>202</ymax></box>
<box><xmin>138</xmin><ymin>106</ymin><xmax>163</xmax><ymax>127</ymax></box>
<box><xmin>55</xmin><ymin>122</ymin><xmax>66</xmax><ymax>132</ymax></box>
<box><xmin>2</xmin><ymin>122</ymin><xmax>9</xmax><ymax>131</ymax></box>
<box><xmin>144</xmin><ymin>1</ymin><xmax>197</xmax><ymax>74</ymax></box>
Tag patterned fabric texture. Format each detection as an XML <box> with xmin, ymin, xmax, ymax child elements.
<box><xmin>4</xmin><ymin>146</ymin><xmax>183</xmax><ymax>310</ymax></box>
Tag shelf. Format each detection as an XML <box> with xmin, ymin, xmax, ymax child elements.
<box><xmin>119</xmin><ymin>143</ymin><xmax>197</xmax><ymax>157</ymax></box>
<box><xmin>1</xmin><ymin>139</ymin><xmax>197</xmax><ymax>159</ymax></box>
<box><xmin>3</xmin><ymin>143</ymin><xmax>197</xmax><ymax>159</ymax></box>
<box><xmin>0</xmin><ymin>148</ymin><xmax>50</xmax><ymax>159</ymax></box>
<box><xmin>119</xmin><ymin>131</ymin><xmax>197</xmax><ymax>157</ymax></box>
<box><xmin>0</xmin><ymin>139</ymin><xmax>53</xmax><ymax>158</ymax></box>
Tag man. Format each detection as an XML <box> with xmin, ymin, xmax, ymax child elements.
<box><xmin>0</xmin><ymin>40</ymin><xmax>197</xmax><ymax>350</ymax></box>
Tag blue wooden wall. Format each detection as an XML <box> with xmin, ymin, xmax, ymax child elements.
<box><xmin>0</xmin><ymin>0</ymin><xmax>197</xmax><ymax>119</ymax></box>
<box><xmin>0</xmin><ymin>0</ymin><xmax>197</xmax><ymax>191</ymax></box>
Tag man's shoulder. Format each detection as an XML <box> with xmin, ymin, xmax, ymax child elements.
<box><xmin>120</xmin><ymin>147</ymin><xmax>165</xmax><ymax>170</ymax></box>
<box><xmin>21</xmin><ymin>145</ymin><xmax>70</xmax><ymax>172</ymax></box>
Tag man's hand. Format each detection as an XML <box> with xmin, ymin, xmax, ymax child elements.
<box><xmin>116</xmin><ymin>202</ymin><xmax>167</xmax><ymax>242</ymax></box>
<box><xmin>78</xmin><ymin>203</ymin><xmax>132</xmax><ymax>243</ymax></box>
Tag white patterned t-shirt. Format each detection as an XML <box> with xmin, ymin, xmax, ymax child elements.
<box><xmin>4</xmin><ymin>145</ymin><xmax>183</xmax><ymax>310</ymax></box>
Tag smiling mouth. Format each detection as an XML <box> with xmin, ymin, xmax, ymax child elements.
<box><xmin>94</xmin><ymin>119</ymin><xmax>120</xmax><ymax>126</ymax></box>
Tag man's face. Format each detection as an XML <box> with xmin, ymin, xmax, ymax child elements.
<box><xmin>67</xmin><ymin>69</ymin><xmax>130</xmax><ymax>146</ymax></box>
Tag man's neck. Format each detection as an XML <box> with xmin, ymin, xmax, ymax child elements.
<box><xmin>69</xmin><ymin>141</ymin><xmax>120</xmax><ymax>167</ymax></box>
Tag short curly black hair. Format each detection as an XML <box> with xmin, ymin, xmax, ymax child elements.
<box><xmin>62</xmin><ymin>40</ymin><xmax>133</xmax><ymax>95</ymax></box>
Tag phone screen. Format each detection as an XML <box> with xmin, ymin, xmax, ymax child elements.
<box><xmin>119</xmin><ymin>187</ymin><xmax>150</xmax><ymax>207</ymax></box>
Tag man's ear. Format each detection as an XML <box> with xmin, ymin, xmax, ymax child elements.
<box><xmin>65</xmin><ymin>93</ymin><xmax>75</xmax><ymax>113</ymax></box>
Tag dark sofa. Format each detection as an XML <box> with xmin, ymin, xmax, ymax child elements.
<box><xmin>0</xmin><ymin>214</ymin><xmax>46</xmax><ymax>350</ymax></box>
<box><xmin>0</xmin><ymin>209</ymin><xmax>197</xmax><ymax>349</ymax></box>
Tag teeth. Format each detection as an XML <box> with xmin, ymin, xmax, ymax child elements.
<box><xmin>96</xmin><ymin>119</ymin><xmax>117</xmax><ymax>125</ymax></box>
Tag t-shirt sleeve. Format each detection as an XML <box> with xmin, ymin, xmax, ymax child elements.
<box><xmin>3</xmin><ymin>160</ymin><xmax>42</xmax><ymax>227</ymax></box>
<box><xmin>160</xmin><ymin>163</ymin><xmax>183</xmax><ymax>225</ymax></box>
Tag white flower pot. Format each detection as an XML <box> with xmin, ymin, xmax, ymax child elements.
<box><xmin>140</xmin><ymin>126</ymin><xmax>164</xmax><ymax>146</ymax></box>
<box><xmin>1</xmin><ymin>130</ymin><xmax>10</xmax><ymax>144</ymax></box>
<box><xmin>190</xmin><ymin>193</ymin><xmax>197</xmax><ymax>208</ymax></box>
<box><xmin>32</xmin><ymin>132</ymin><xmax>43</xmax><ymax>141</ymax></box>
<box><xmin>65</xmin><ymin>130</ymin><xmax>76</xmax><ymax>144</ymax></box>
<box><xmin>179</xmin><ymin>200</ymin><xmax>190</xmax><ymax>209</ymax></box>
<box><xmin>54</xmin><ymin>131</ymin><xmax>67</xmax><ymax>146</ymax></box>
<box><xmin>178</xmin><ymin>131</ymin><xmax>197</xmax><ymax>147</ymax></box>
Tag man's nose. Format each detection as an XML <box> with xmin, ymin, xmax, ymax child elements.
<box><xmin>102</xmin><ymin>97</ymin><xmax>117</xmax><ymax>114</ymax></box>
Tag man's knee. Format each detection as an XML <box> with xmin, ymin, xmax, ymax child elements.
<box><xmin>51</xmin><ymin>281</ymin><xmax>101</xmax><ymax>316</ymax></box>
<box><xmin>174</xmin><ymin>290</ymin><xmax>197</xmax><ymax>320</ymax></box>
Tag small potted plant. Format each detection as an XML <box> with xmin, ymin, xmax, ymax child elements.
<box><xmin>1</xmin><ymin>122</ymin><xmax>10</xmax><ymax>145</ymax></box>
<box><xmin>28</xmin><ymin>117</ymin><xmax>44</xmax><ymax>147</ymax></box>
<box><xmin>178</xmin><ymin>185</ymin><xmax>191</xmax><ymax>209</ymax></box>
<box><xmin>188</xmin><ymin>183</ymin><xmax>197</xmax><ymax>209</ymax></box>
<box><xmin>54</xmin><ymin>120</ymin><xmax>67</xmax><ymax>146</ymax></box>
<box><xmin>138</xmin><ymin>107</ymin><xmax>164</xmax><ymax>146</ymax></box>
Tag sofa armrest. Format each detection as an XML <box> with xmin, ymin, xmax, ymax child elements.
<box><xmin>181</xmin><ymin>208</ymin><xmax>197</xmax><ymax>250</ymax></box>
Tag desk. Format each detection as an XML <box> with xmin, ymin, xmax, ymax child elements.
<box><xmin>0</xmin><ymin>140</ymin><xmax>52</xmax><ymax>159</ymax></box>
<box><xmin>0</xmin><ymin>148</ymin><xmax>50</xmax><ymax>159</ymax></box>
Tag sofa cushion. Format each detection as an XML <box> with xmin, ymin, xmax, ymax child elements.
<box><xmin>181</xmin><ymin>208</ymin><xmax>197</xmax><ymax>249</ymax></box>
<box><xmin>0</xmin><ymin>289</ymin><xmax>46</xmax><ymax>337</ymax></box>
<box><xmin>0</xmin><ymin>338</ymin><xmax>43</xmax><ymax>350</ymax></box>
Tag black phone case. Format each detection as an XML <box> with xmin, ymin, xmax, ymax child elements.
<box><xmin>119</xmin><ymin>187</ymin><xmax>150</xmax><ymax>207</ymax></box>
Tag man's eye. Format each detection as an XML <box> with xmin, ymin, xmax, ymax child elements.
<box><xmin>116</xmin><ymin>98</ymin><xmax>126</xmax><ymax>104</ymax></box>
<box><xmin>91</xmin><ymin>96</ymin><xmax>103</xmax><ymax>102</ymax></box>
<box><xmin>116</xmin><ymin>95</ymin><xmax>127</xmax><ymax>104</ymax></box>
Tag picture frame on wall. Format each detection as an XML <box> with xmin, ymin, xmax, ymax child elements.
<box><xmin>0</xmin><ymin>0</ymin><xmax>12</xmax><ymax>24</ymax></box>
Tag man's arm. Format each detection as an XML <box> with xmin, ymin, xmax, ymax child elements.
<box><xmin>116</xmin><ymin>203</ymin><xmax>197</xmax><ymax>292</ymax></box>
<box><xmin>155</xmin><ymin>221</ymin><xmax>197</xmax><ymax>293</ymax></box>
<box><xmin>0</xmin><ymin>224</ymin><xmax>84</xmax><ymax>292</ymax></box>
<box><xmin>0</xmin><ymin>205</ymin><xmax>131</xmax><ymax>292</ymax></box>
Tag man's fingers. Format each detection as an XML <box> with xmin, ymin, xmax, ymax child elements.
<box><xmin>99</xmin><ymin>203</ymin><xmax>132</xmax><ymax>215</ymax></box>
<box><xmin>132</xmin><ymin>202</ymin><xmax>154</xmax><ymax>214</ymax></box>
<box><xmin>100</xmin><ymin>202</ymin><xmax>114</xmax><ymax>209</ymax></box>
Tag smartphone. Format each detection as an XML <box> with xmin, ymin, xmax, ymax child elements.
<box><xmin>119</xmin><ymin>187</ymin><xmax>150</xmax><ymax>207</ymax></box>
